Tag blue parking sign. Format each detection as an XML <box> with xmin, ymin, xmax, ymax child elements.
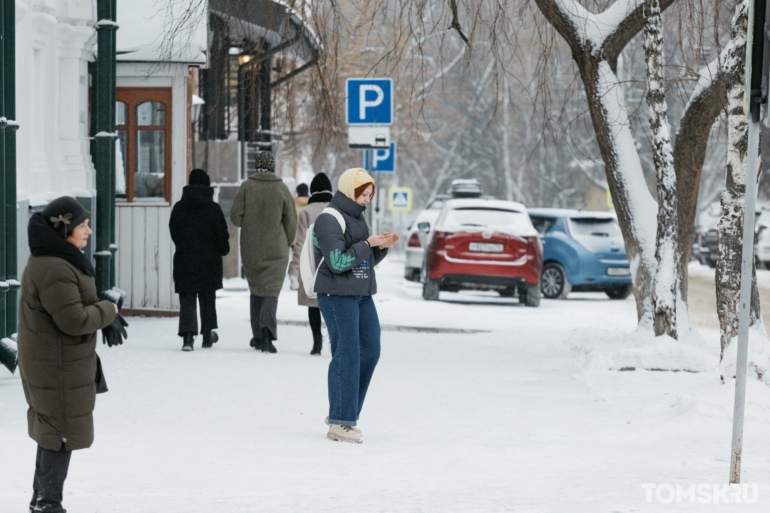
<box><xmin>363</xmin><ymin>143</ymin><xmax>396</xmax><ymax>173</ymax></box>
<box><xmin>346</xmin><ymin>78</ymin><xmax>393</xmax><ymax>125</ymax></box>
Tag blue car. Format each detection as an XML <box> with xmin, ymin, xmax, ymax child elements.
<box><xmin>527</xmin><ymin>209</ymin><xmax>632</xmax><ymax>299</ymax></box>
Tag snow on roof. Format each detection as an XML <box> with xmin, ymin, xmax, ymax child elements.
<box><xmin>210</xmin><ymin>0</ymin><xmax>319</xmax><ymax>66</ymax></box>
<box><xmin>527</xmin><ymin>208</ymin><xmax>617</xmax><ymax>219</ymax></box>
<box><xmin>116</xmin><ymin>0</ymin><xmax>207</xmax><ymax>64</ymax></box>
<box><xmin>443</xmin><ymin>198</ymin><xmax>528</xmax><ymax>212</ymax></box>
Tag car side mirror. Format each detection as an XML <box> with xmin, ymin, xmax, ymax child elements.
<box><xmin>418</xmin><ymin>222</ymin><xmax>431</xmax><ymax>233</ymax></box>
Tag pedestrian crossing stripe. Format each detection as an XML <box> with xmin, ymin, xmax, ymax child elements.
<box><xmin>388</xmin><ymin>187</ymin><xmax>413</xmax><ymax>212</ymax></box>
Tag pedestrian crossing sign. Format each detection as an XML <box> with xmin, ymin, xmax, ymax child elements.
<box><xmin>388</xmin><ymin>187</ymin><xmax>412</xmax><ymax>212</ymax></box>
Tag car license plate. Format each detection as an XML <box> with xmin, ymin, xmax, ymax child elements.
<box><xmin>607</xmin><ymin>267</ymin><xmax>630</xmax><ymax>276</ymax></box>
<box><xmin>469</xmin><ymin>242</ymin><xmax>503</xmax><ymax>253</ymax></box>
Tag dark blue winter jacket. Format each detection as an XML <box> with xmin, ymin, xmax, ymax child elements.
<box><xmin>313</xmin><ymin>192</ymin><xmax>387</xmax><ymax>296</ymax></box>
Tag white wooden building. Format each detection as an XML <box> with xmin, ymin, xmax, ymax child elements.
<box><xmin>112</xmin><ymin>1</ymin><xmax>207</xmax><ymax>314</ymax></box>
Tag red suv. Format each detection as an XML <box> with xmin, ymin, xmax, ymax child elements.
<box><xmin>422</xmin><ymin>199</ymin><xmax>543</xmax><ymax>306</ymax></box>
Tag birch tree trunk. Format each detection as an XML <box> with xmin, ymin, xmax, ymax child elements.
<box><xmin>644</xmin><ymin>0</ymin><xmax>678</xmax><ymax>338</ymax></box>
<box><xmin>532</xmin><ymin>0</ymin><xmax>740</xmax><ymax>334</ymax></box>
<box><xmin>533</xmin><ymin>0</ymin><xmax>666</xmax><ymax>325</ymax></box>
<box><xmin>716</xmin><ymin>1</ymin><xmax>762</xmax><ymax>360</ymax></box>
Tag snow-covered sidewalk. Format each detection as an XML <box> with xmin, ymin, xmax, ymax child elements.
<box><xmin>1</xmin><ymin>258</ymin><xmax>769</xmax><ymax>511</ymax></box>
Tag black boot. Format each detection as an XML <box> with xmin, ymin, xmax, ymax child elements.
<box><xmin>310</xmin><ymin>334</ymin><xmax>323</xmax><ymax>355</ymax></box>
<box><xmin>202</xmin><ymin>331</ymin><xmax>218</xmax><ymax>348</ymax></box>
<box><xmin>251</xmin><ymin>337</ymin><xmax>263</xmax><ymax>350</ymax></box>
<box><xmin>262</xmin><ymin>327</ymin><xmax>277</xmax><ymax>353</ymax></box>
<box><xmin>182</xmin><ymin>333</ymin><xmax>195</xmax><ymax>352</ymax></box>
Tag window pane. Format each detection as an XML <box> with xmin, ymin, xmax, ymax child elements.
<box><xmin>568</xmin><ymin>218</ymin><xmax>622</xmax><ymax>238</ymax></box>
<box><xmin>116</xmin><ymin>101</ymin><xmax>127</xmax><ymax>126</ymax></box>
<box><xmin>116</xmin><ymin>131</ymin><xmax>127</xmax><ymax>197</ymax></box>
<box><xmin>135</xmin><ymin>130</ymin><xmax>165</xmax><ymax>198</ymax></box>
<box><xmin>136</xmin><ymin>101</ymin><xmax>165</xmax><ymax>126</ymax></box>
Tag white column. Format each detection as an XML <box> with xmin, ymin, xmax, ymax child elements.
<box><xmin>29</xmin><ymin>11</ymin><xmax>57</xmax><ymax>193</ymax></box>
<box><xmin>15</xmin><ymin>0</ymin><xmax>31</xmax><ymax>195</ymax></box>
<box><xmin>55</xmin><ymin>22</ymin><xmax>94</xmax><ymax>191</ymax></box>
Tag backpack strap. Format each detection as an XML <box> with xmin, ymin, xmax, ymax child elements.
<box><xmin>320</xmin><ymin>207</ymin><xmax>347</xmax><ymax>234</ymax></box>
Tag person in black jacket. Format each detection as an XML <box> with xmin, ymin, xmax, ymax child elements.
<box><xmin>313</xmin><ymin>168</ymin><xmax>399</xmax><ymax>443</ymax></box>
<box><xmin>169</xmin><ymin>169</ymin><xmax>230</xmax><ymax>351</ymax></box>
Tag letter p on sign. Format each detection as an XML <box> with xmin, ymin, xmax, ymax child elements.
<box><xmin>359</xmin><ymin>85</ymin><xmax>384</xmax><ymax>120</ymax></box>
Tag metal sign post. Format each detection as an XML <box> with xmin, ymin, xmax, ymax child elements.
<box><xmin>345</xmin><ymin>78</ymin><xmax>395</xmax><ymax>234</ymax></box>
<box><xmin>730</xmin><ymin>0</ymin><xmax>770</xmax><ymax>485</ymax></box>
<box><xmin>369</xmin><ymin>149</ymin><xmax>375</xmax><ymax>230</ymax></box>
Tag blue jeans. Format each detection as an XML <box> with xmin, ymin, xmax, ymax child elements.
<box><xmin>317</xmin><ymin>294</ymin><xmax>381</xmax><ymax>427</ymax></box>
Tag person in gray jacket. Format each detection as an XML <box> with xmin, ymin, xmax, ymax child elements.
<box><xmin>230</xmin><ymin>152</ymin><xmax>297</xmax><ymax>353</ymax></box>
<box><xmin>288</xmin><ymin>172</ymin><xmax>333</xmax><ymax>355</ymax></box>
<box><xmin>313</xmin><ymin>168</ymin><xmax>398</xmax><ymax>443</ymax></box>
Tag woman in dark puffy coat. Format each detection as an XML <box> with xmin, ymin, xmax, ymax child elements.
<box><xmin>313</xmin><ymin>168</ymin><xmax>399</xmax><ymax>443</ymax></box>
<box><xmin>169</xmin><ymin>169</ymin><xmax>230</xmax><ymax>351</ymax></box>
<box><xmin>18</xmin><ymin>196</ymin><xmax>126</xmax><ymax>513</ymax></box>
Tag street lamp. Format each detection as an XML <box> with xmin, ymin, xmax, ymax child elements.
<box><xmin>191</xmin><ymin>94</ymin><xmax>205</xmax><ymax>169</ymax></box>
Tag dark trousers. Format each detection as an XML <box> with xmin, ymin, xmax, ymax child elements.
<box><xmin>178</xmin><ymin>291</ymin><xmax>218</xmax><ymax>336</ymax></box>
<box><xmin>250</xmin><ymin>295</ymin><xmax>278</xmax><ymax>340</ymax></box>
<box><xmin>317</xmin><ymin>294</ymin><xmax>381</xmax><ymax>426</ymax></box>
<box><xmin>30</xmin><ymin>444</ymin><xmax>71</xmax><ymax>513</ymax></box>
<box><xmin>309</xmin><ymin>307</ymin><xmax>322</xmax><ymax>338</ymax></box>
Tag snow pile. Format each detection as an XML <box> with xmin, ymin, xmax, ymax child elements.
<box><xmin>719</xmin><ymin>323</ymin><xmax>770</xmax><ymax>386</ymax></box>
<box><xmin>572</xmin><ymin>328</ymin><xmax>718</xmax><ymax>373</ymax></box>
<box><xmin>673</xmin><ymin>376</ymin><xmax>770</xmax><ymax>423</ymax></box>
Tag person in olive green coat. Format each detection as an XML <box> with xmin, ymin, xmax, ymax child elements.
<box><xmin>230</xmin><ymin>152</ymin><xmax>297</xmax><ymax>353</ymax></box>
<box><xmin>18</xmin><ymin>196</ymin><xmax>126</xmax><ymax>513</ymax></box>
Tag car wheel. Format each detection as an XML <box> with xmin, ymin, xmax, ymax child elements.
<box><xmin>606</xmin><ymin>285</ymin><xmax>633</xmax><ymax>300</ymax></box>
<box><xmin>540</xmin><ymin>263</ymin><xmax>571</xmax><ymax>299</ymax></box>
<box><xmin>423</xmin><ymin>278</ymin><xmax>440</xmax><ymax>301</ymax></box>
<box><xmin>764</xmin><ymin>261</ymin><xmax>770</xmax><ymax>271</ymax></box>
<box><xmin>519</xmin><ymin>284</ymin><xmax>541</xmax><ymax>307</ymax></box>
<box><xmin>707</xmin><ymin>258</ymin><xmax>717</xmax><ymax>269</ymax></box>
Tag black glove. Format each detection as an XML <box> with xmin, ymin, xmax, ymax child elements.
<box><xmin>102</xmin><ymin>314</ymin><xmax>129</xmax><ymax>347</ymax></box>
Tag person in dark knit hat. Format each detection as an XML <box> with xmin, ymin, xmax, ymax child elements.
<box><xmin>288</xmin><ymin>173</ymin><xmax>333</xmax><ymax>354</ymax></box>
<box><xmin>230</xmin><ymin>152</ymin><xmax>297</xmax><ymax>353</ymax></box>
<box><xmin>169</xmin><ymin>169</ymin><xmax>230</xmax><ymax>351</ymax></box>
<box><xmin>18</xmin><ymin>195</ymin><xmax>127</xmax><ymax>513</ymax></box>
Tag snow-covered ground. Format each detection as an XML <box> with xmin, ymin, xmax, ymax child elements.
<box><xmin>1</xmin><ymin>258</ymin><xmax>769</xmax><ymax>512</ymax></box>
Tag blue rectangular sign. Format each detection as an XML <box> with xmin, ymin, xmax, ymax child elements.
<box><xmin>363</xmin><ymin>143</ymin><xmax>396</xmax><ymax>173</ymax></box>
<box><xmin>346</xmin><ymin>78</ymin><xmax>393</xmax><ymax>125</ymax></box>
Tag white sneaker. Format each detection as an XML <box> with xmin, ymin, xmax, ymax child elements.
<box><xmin>327</xmin><ymin>424</ymin><xmax>363</xmax><ymax>443</ymax></box>
<box><xmin>325</xmin><ymin>415</ymin><xmax>361</xmax><ymax>434</ymax></box>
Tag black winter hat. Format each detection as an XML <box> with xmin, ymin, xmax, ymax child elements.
<box><xmin>296</xmin><ymin>183</ymin><xmax>309</xmax><ymax>197</ymax></box>
<box><xmin>189</xmin><ymin>168</ymin><xmax>211</xmax><ymax>187</ymax></box>
<box><xmin>42</xmin><ymin>196</ymin><xmax>91</xmax><ymax>238</ymax></box>
<box><xmin>310</xmin><ymin>173</ymin><xmax>332</xmax><ymax>194</ymax></box>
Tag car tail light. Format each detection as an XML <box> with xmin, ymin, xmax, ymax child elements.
<box><xmin>407</xmin><ymin>233</ymin><xmax>421</xmax><ymax>248</ymax></box>
<box><xmin>433</xmin><ymin>231</ymin><xmax>446</xmax><ymax>240</ymax></box>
